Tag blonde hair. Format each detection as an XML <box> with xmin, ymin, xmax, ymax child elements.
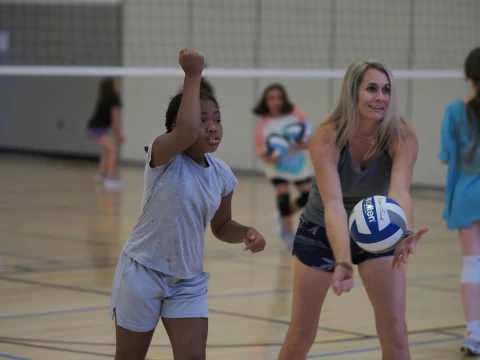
<box><xmin>323</xmin><ymin>59</ymin><xmax>407</xmax><ymax>157</ymax></box>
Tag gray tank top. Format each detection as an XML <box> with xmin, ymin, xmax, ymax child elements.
<box><xmin>302</xmin><ymin>144</ymin><xmax>392</xmax><ymax>227</ymax></box>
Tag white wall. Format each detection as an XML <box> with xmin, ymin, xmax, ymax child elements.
<box><xmin>0</xmin><ymin>76</ymin><xmax>105</xmax><ymax>156</ymax></box>
<box><xmin>0</xmin><ymin>2</ymin><xmax>122</xmax><ymax>156</ymax></box>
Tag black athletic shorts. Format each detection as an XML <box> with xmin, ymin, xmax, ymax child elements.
<box><xmin>270</xmin><ymin>177</ymin><xmax>312</xmax><ymax>187</ymax></box>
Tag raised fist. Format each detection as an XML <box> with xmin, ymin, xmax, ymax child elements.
<box><xmin>179</xmin><ymin>46</ymin><xmax>204</xmax><ymax>76</ymax></box>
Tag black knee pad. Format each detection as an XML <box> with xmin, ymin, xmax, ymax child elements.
<box><xmin>296</xmin><ymin>192</ymin><xmax>310</xmax><ymax>208</ymax></box>
<box><xmin>276</xmin><ymin>193</ymin><xmax>292</xmax><ymax>217</ymax></box>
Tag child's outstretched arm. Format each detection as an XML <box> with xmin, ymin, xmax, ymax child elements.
<box><xmin>210</xmin><ymin>191</ymin><xmax>266</xmax><ymax>253</ymax></box>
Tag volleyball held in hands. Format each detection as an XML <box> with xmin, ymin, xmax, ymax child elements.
<box><xmin>264</xmin><ymin>133</ymin><xmax>291</xmax><ymax>158</ymax></box>
<box><xmin>349</xmin><ymin>195</ymin><xmax>407</xmax><ymax>253</ymax></box>
<box><xmin>284</xmin><ymin>121</ymin><xmax>312</xmax><ymax>145</ymax></box>
<box><xmin>264</xmin><ymin>121</ymin><xmax>313</xmax><ymax>158</ymax></box>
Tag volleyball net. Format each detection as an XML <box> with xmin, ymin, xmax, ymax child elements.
<box><xmin>0</xmin><ymin>0</ymin><xmax>478</xmax><ymax>78</ymax></box>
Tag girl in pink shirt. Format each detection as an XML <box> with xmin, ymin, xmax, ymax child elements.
<box><xmin>253</xmin><ymin>83</ymin><xmax>314</xmax><ymax>247</ymax></box>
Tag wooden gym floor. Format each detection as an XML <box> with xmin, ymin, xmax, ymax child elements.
<box><xmin>0</xmin><ymin>153</ymin><xmax>477</xmax><ymax>359</ymax></box>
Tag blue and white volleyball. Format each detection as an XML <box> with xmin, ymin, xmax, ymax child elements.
<box><xmin>348</xmin><ymin>195</ymin><xmax>407</xmax><ymax>253</ymax></box>
<box><xmin>284</xmin><ymin>121</ymin><xmax>313</xmax><ymax>145</ymax></box>
<box><xmin>265</xmin><ymin>133</ymin><xmax>290</xmax><ymax>158</ymax></box>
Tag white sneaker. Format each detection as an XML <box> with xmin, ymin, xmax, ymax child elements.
<box><xmin>94</xmin><ymin>173</ymin><xmax>104</xmax><ymax>183</ymax></box>
<box><xmin>272</xmin><ymin>212</ymin><xmax>295</xmax><ymax>249</ymax></box>
<box><xmin>103</xmin><ymin>177</ymin><xmax>124</xmax><ymax>189</ymax></box>
<box><xmin>461</xmin><ymin>334</ymin><xmax>480</xmax><ymax>355</ymax></box>
<box><xmin>272</xmin><ymin>212</ymin><xmax>285</xmax><ymax>237</ymax></box>
<box><xmin>282</xmin><ymin>231</ymin><xmax>295</xmax><ymax>249</ymax></box>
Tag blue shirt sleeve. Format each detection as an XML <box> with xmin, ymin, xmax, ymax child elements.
<box><xmin>438</xmin><ymin>105</ymin><xmax>455</xmax><ymax>163</ymax></box>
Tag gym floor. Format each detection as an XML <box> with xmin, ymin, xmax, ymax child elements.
<box><xmin>0</xmin><ymin>154</ymin><xmax>473</xmax><ymax>359</ymax></box>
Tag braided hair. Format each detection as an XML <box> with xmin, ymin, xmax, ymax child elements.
<box><xmin>144</xmin><ymin>91</ymin><xmax>219</xmax><ymax>153</ymax></box>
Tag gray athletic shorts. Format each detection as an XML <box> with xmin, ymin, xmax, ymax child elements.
<box><xmin>109</xmin><ymin>252</ymin><xmax>210</xmax><ymax>332</ymax></box>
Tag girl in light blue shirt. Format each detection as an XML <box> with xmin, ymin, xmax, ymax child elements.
<box><xmin>439</xmin><ymin>46</ymin><xmax>480</xmax><ymax>356</ymax></box>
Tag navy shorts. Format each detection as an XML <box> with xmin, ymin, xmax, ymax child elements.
<box><xmin>87</xmin><ymin>127</ymin><xmax>110</xmax><ymax>138</ymax></box>
<box><xmin>293</xmin><ymin>216</ymin><xmax>395</xmax><ymax>272</ymax></box>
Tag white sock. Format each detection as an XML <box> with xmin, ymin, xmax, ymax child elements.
<box><xmin>468</xmin><ymin>321</ymin><xmax>480</xmax><ymax>340</ymax></box>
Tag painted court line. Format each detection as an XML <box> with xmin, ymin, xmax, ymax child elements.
<box><xmin>0</xmin><ymin>354</ymin><xmax>29</xmax><ymax>360</ymax></box>
<box><xmin>0</xmin><ymin>272</ymin><xmax>463</xmax><ymax>321</ymax></box>
<box><xmin>0</xmin><ymin>251</ymin><xmax>61</xmax><ymax>264</ymax></box>
<box><xmin>0</xmin><ymin>288</ymin><xmax>291</xmax><ymax>320</ymax></box>
<box><xmin>307</xmin><ymin>336</ymin><xmax>461</xmax><ymax>358</ymax></box>
<box><xmin>0</xmin><ymin>306</ymin><xmax>108</xmax><ymax>320</ymax></box>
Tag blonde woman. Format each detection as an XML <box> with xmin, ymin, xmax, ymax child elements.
<box><xmin>278</xmin><ymin>60</ymin><xmax>429</xmax><ymax>360</ymax></box>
